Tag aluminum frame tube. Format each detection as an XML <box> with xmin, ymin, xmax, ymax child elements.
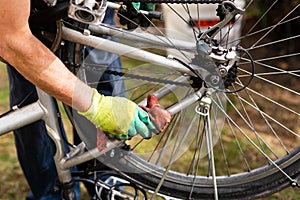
<box><xmin>61</xmin><ymin>27</ymin><xmax>195</xmax><ymax>76</ymax></box>
<box><xmin>37</xmin><ymin>89</ymin><xmax>73</xmax><ymax>184</ymax></box>
<box><xmin>88</xmin><ymin>24</ymin><xmax>197</xmax><ymax>51</ymax></box>
<box><xmin>0</xmin><ymin>101</ymin><xmax>47</xmax><ymax>136</ymax></box>
<box><xmin>167</xmin><ymin>88</ymin><xmax>206</xmax><ymax>115</ymax></box>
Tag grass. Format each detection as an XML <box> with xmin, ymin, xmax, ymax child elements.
<box><xmin>0</xmin><ymin>63</ymin><xmax>28</xmax><ymax>199</ymax></box>
<box><xmin>0</xmin><ymin>59</ymin><xmax>299</xmax><ymax>199</ymax></box>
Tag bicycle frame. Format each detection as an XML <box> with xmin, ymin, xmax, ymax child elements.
<box><xmin>62</xmin><ymin>26</ymin><xmax>210</xmax><ymax>115</ymax></box>
<box><xmin>0</xmin><ymin>87</ymin><xmax>120</xmax><ymax>186</ymax></box>
<box><xmin>0</xmin><ymin>0</ymin><xmax>240</xmax><ymax>197</ymax></box>
<box><xmin>0</xmin><ymin>25</ymin><xmax>204</xmax><ymax>192</ymax></box>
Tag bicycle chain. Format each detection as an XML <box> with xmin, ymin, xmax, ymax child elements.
<box><xmin>82</xmin><ymin>65</ymin><xmax>191</xmax><ymax>87</ymax></box>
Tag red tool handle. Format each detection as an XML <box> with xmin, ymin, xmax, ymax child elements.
<box><xmin>139</xmin><ymin>94</ymin><xmax>171</xmax><ymax>133</ymax></box>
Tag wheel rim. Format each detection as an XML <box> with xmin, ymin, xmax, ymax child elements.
<box><xmin>73</xmin><ymin>1</ymin><xmax>300</xmax><ymax>198</ymax></box>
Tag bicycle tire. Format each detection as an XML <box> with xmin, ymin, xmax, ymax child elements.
<box><xmin>61</xmin><ymin>1</ymin><xmax>300</xmax><ymax>199</ymax></box>
<box><xmin>100</xmin><ymin>146</ymin><xmax>300</xmax><ymax>199</ymax></box>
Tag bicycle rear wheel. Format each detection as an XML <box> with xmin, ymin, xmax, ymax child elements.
<box><xmin>64</xmin><ymin>1</ymin><xmax>300</xmax><ymax>199</ymax></box>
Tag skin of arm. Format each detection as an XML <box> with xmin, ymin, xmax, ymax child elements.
<box><xmin>0</xmin><ymin>0</ymin><xmax>93</xmax><ymax>112</ymax></box>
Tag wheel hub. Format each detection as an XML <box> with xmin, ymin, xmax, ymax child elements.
<box><xmin>191</xmin><ymin>40</ymin><xmax>249</xmax><ymax>92</ymax></box>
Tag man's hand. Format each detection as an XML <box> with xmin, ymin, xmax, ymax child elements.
<box><xmin>118</xmin><ymin>2</ymin><xmax>155</xmax><ymax>30</ymax></box>
<box><xmin>139</xmin><ymin>94</ymin><xmax>171</xmax><ymax>133</ymax></box>
<box><xmin>79</xmin><ymin>89</ymin><xmax>156</xmax><ymax>140</ymax></box>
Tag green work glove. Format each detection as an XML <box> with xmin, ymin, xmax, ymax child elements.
<box><xmin>78</xmin><ymin>89</ymin><xmax>156</xmax><ymax>140</ymax></box>
<box><xmin>118</xmin><ymin>2</ymin><xmax>156</xmax><ymax>30</ymax></box>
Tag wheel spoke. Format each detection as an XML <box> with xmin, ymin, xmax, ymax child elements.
<box><xmin>243</xmin><ymin>0</ymin><xmax>278</xmax><ymax>37</ymax></box>
<box><xmin>232</xmin><ymin>84</ymin><xmax>279</xmax><ymax>160</ymax></box>
<box><xmin>229</xmin><ymin>15</ymin><xmax>300</xmax><ymax>46</ymax></box>
<box><xmin>211</xmin><ymin>97</ymin><xmax>296</xmax><ymax>183</ymax></box>
<box><xmin>232</xmin><ymin>89</ymin><xmax>299</xmax><ymax>139</ymax></box>
<box><xmin>239</xmin><ymin>57</ymin><xmax>300</xmax><ymax>79</ymax></box>
<box><xmin>214</xmin><ymin>94</ymin><xmax>252</xmax><ymax>172</ymax></box>
<box><xmin>250</xmin><ymin>4</ymin><xmax>300</xmax><ymax>49</ymax></box>
<box><xmin>222</xmin><ymin>92</ymin><xmax>279</xmax><ymax>160</ymax></box>
<box><xmin>188</xmin><ymin>117</ymin><xmax>205</xmax><ymax>199</ymax></box>
<box><xmin>187</xmin><ymin>115</ymin><xmax>204</xmax><ymax>175</ymax></box>
<box><xmin>212</xmin><ymin>96</ymin><xmax>231</xmax><ymax>175</ymax></box>
<box><xmin>81</xmin><ymin>1</ymin><xmax>300</xmax><ymax>198</ymax></box>
<box><xmin>238</xmin><ymin>67</ymin><xmax>300</xmax><ymax>96</ymax></box>
<box><xmin>251</xmin><ymin>52</ymin><xmax>300</xmax><ymax>63</ymax></box>
<box><xmin>235</xmin><ymin>79</ymin><xmax>290</xmax><ymax>154</ymax></box>
<box><xmin>238</xmin><ymin>70</ymin><xmax>300</xmax><ymax>78</ymax></box>
<box><xmin>153</xmin><ymin>114</ymin><xmax>181</xmax><ymax>164</ymax></box>
<box><xmin>247</xmin><ymin>35</ymin><xmax>300</xmax><ymax>51</ymax></box>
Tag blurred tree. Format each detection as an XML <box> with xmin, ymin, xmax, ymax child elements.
<box><xmin>244</xmin><ymin>0</ymin><xmax>300</xmax><ymax>56</ymax></box>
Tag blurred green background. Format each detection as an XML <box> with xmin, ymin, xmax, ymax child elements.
<box><xmin>0</xmin><ymin>0</ymin><xmax>300</xmax><ymax>198</ymax></box>
<box><xmin>0</xmin><ymin>62</ymin><xmax>299</xmax><ymax>199</ymax></box>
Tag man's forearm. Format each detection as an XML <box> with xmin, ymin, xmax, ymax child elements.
<box><xmin>1</xmin><ymin>29</ymin><xmax>93</xmax><ymax>112</ymax></box>
<box><xmin>0</xmin><ymin>0</ymin><xmax>92</xmax><ymax>112</ymax></box>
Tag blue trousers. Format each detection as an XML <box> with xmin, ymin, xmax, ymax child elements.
<box><xmin>7</xmin><ymin>9</ymin><xmax>122</xmax><ymax>199</ymax></box>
